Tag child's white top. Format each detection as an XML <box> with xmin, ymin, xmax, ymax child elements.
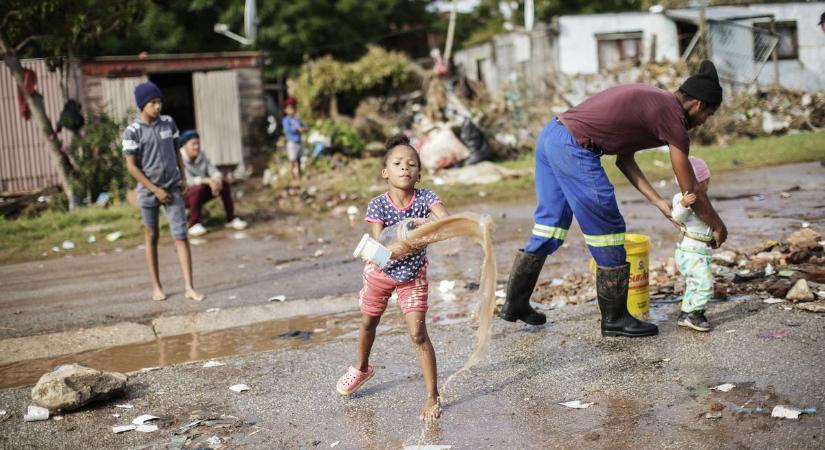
<box><xmin>672</xmin><ymin>193</ymin><xmax>713</xmax><ymax>246</ymax></box>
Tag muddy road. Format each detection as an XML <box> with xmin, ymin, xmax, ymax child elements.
<box><xmin>1</xmin><ymin>162</ymin><xmax>822</xmax><ymax>340</ymax></box>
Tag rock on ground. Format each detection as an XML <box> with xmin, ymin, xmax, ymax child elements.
<box><xmin>786</xmin><ymin>279</ymin><xmax>814</xmax><ymax>303</ymax></box>
<box><xmin>31</xmin><ymin>364</ymin><xmax>127</xmax><ymax>412</ymax></box>
<box><xmin>786</xmin><ymin>228</ymin><xmax>821</xmax><ymax>249</ymax></box>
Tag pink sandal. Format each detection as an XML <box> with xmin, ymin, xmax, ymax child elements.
<box><xmin>336</xmin><ymin>365</ymin><xmax>374</xmax><ymax>396</ymax></box>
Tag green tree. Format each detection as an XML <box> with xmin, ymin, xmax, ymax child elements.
<box><xmin>1</xmin><ymin>0</ymin><xmax>143</xmax><ymax>208</ymax></box>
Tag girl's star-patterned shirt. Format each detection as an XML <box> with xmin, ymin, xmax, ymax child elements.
<box><xmin>365</xmin><ymin>188</ymin><xmax>442</xmax><ymax>282</ymax></box>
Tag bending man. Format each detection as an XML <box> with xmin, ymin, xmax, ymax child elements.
<box><xmin>499</xmin><ymin>60</ymin><xmax>728</xmax><ymax>338</ymax></box>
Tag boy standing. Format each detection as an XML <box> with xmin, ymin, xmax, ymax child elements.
<box><xmin>123</xmin><ymin>81</ymin><xmax>205</xmax><ymax>302</ymax></box>
<box><xmin>282</xmin><ymin>100</ymin><xmax>306</xmax><ymax>180</ymax></box>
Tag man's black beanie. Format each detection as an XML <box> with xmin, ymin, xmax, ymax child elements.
<box><xmin>679</xmin><ymin>60</ymin><xmax>723</xmax><ymax>106</ymax></box>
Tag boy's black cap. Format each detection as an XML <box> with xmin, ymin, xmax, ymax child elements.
<box><xmin>818</xmin><ymin>12</ymin><xmax>825</xmax><ymax>26</ymax></box>
<box><xmin>679</xmin><ymin>60</ymin><xmax>723</xmax><ymax>106</ymax></box>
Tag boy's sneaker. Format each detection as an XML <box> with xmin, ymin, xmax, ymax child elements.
<box><xmin>225</xmin><ymin>218</ymin><xmax>248</xmax><ymax>230</ymax></box>
<box><xmin>677</xmin><ymin>310</ymin><xmax>712</xmax><ymax>332</ymax></box>
<box><xmin>188</xmin><ymin>223</ymin><xmax>208</xmax><ymax>237</ymax></box>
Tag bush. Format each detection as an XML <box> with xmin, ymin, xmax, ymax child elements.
<box><xmin>67</xmin><ymin>114</ymin><xmax>129</xmax><ymax>204</ymax></box>
<box><xmin>290</xmin><ymin>45</ymin><xmax>420</xmax><ymax>121</ymax></box>
<box><xmin>310</xmin><ymin>119</ymin><xmax>365</xmax><ymax>155</ymax></box>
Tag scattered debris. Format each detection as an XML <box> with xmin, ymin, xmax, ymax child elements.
<box><xmin>203</xmin><ymin>361</ymin><xmax>225</xmax><ymax>368</ymax></box>
<box><xmin>61</xmin><ymin>240</ymin><xmax>75</xmax><ymax>250</ymax></box>
<box><xmin>711</xmin><ymin>383</ymin><xmax>736</xmax><ymax>393</ymax></box>
<box><xmin>105</xmin><ymin>231</ymin><xmax>122</xmax><ymax>242</ymax></box>
<box><xmin>771</xmin><ymin>405</ymin><xmax>817</xmax><ymax>419</ymax></box>
<box><xmin>796</xmin><ymin>302</ymin><xmax>825</xmax><ymax>313</ymax></box>
<box><xmin>438</xmin><ymin>280</ymin><xmax>456</xmax><ymax>293</ymax></box>
<box><xmin>757</xmin><ymin>330</ymin><xmax>788</xmax><ymax>340</ymax></box>
<box><xmin>330</xmin><ymin>441</ymin><xmax>341</xmax><ymax>448</ymax></box>
<box><xmin>786</xmin><ymin>279</ymin><xmax>814</xmax><ymax>302</ymax></box>
<box><xmin>136</xmin><ymin>424</ymin><xmax>159</xmax><ymax>432</ymax></box>
<box><xmin>205</xmin><ymin>308</ymin><xmax>221</xmax><ymax>313</ymax></box>
<box><xmin>704</xmin><ymin>412</ymin><xmax>722</xmax><ymax>419</ymax></box>
<box><xmin>232</xmin><ymin>231</ymin><xmax>248</xmax><ymax>240</ymax></box>
<box><xmin>132</xmin><ymin>414</ymin><xmax>159</xmax><ymax>425</ymax></box>
<box><xmin>229</xmin><ymin>384</ymin><xmax>250</xmax><ymax>393</ymax></box>
<box><xmin>275</xmin><ymin>330</ymin><xmax>313</xmax><ymax>340</ymax></box>
<box><xmin>115</xmin><ymin>404</ymin><xmax>134</xmax><ymax>409</ymax></box>
<box><xmin>139</xmin><ymin>367</ymin><xmax>160</xmax><ymax>373</ymax></box>
<box><xmin>268</xmin><ymin>295</ymin><xmax>287</xmax><ymax>302</ymax></box>
<box><xmin>112</xmin><ymin>424</ymin><xmax>136</xmax><ymax>433</ymax></box>
<box><xmin>314</xmin><ymin>249</ymin><xmax>325</xmax><ymax>257</ymax></box>
<box><xmin>23</xmin><ymin>405</ymin><xmax>49</xmax><ymax>422</ymax></box>
<box><xmin>763</xmin><ymin>298</ymin><xmax>784</xmax><ymax>304</ymax></box>
<box><xmin>31</xmin><ymin>364</ymin><xmax>127</xmax><ymax>411</ymax></box>
<box><xmin>87</xmin><ymin>235</ymin><xmax>96</xmax><ymax>244</ymax></box>
<box><xmin>559</xmin><ymin>400</ymin><xmax>594</xmax><ymax>409</ymax></box>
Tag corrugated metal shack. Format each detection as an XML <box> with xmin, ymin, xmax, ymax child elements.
<box><xmin>1</xmin><ymin>52</ymin><xmax>266</xmax><ymax>194</ymax></box>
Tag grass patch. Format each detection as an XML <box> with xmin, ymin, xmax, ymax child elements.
<box><xmin>2</xmin><ymin>132</ymin><xmax>823</xmax><ymax>265</ymax></box>
<box><xmin>1</xmin><ymin>203</ymin><xmax>164</xmax><ymax>265</ymax></box>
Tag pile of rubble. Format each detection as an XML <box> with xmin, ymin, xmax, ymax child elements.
<box><xmin>529</xmin><ymin>227</ymin><xmax>825</xmax><ymax>312</ymax></box>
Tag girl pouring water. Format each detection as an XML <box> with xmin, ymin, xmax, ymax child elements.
<box><xmin>336</xmin><ymin>134</ymin><xmax>448</xmax><ymax>421</ymax></box>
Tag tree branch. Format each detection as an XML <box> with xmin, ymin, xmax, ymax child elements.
<box><xmin>1</xmin><ymin>10</ymin><xmax>19</xmax><ymax>30</ymax></box>
<box><xmin>14</xmin><ymin>35</ymin><xmax>42</xmax><ymax>53</ymax></box>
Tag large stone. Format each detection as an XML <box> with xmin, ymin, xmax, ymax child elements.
<box><xmin>785</xmin><ymin>279</ymin><xmax>815</xmax><ymax>303</ymax></box>
<box><xmin>786</xmin><ymin>228</ymin><xmax>821</xmax><ymax>249</ymax></box>
<box><xmin>796</xmin><ymin>302</ymin><xmax>825</xmax><ymax>313</ymax></box>
<box><xmin>31</xmin><ymin>364</ymin><xmax>127</xmax><ymax>412</ymax></box>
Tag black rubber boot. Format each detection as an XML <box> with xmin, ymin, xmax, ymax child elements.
<box><xmin>499</xmin><ymin>250</ymin><xmax>547</xmax><ymax>325</ymax></box>
<box><xmin>597</xmin><ymin>263</ymin><xmax>658</xmax><ymax>337</ymax></box>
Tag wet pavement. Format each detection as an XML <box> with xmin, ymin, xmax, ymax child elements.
<box><xmin>1</xmin><ymin>162</ymin><xmax>823</xmax><ymax>340</ymax></box>
<box><xmin>0</xmin><ymin>161</ymin><xmax>824</xmax><ymax>448</ymax></box>
<box><xmin>1</xmin><ymin>293</ymin><xmax>823</xmax><ymax>448</ymax></box>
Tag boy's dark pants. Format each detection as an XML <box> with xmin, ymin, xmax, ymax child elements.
<box><xmin>185</xmin><ymin>180</ymin><xmax>234</xmax><ymax>227</ymax></box>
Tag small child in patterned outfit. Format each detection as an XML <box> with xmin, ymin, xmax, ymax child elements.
<box><xmin>336</xmin><ymin>134</ymin><xmax>449</xmax><ymax>421</ymax></box>
<box><xmin>672</xmin><ymin>157</ymin><xmax>714</xmax><ymax>332</ymax></box>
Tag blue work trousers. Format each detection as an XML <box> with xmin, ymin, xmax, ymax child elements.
<box><xmin>524</xmin><ymin>118</ymin><xmax>627</xmax><ymax>267</ymax></box>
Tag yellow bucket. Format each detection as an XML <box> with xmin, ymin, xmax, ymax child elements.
<box><xmin>589</xmin><ymin>233</ymin><xmax>651</xmax><ymax>320</ymax></box>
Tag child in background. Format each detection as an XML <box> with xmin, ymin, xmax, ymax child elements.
<box><xmin>282</xmin><ymin>99</ymin><xmax>306</xmax><ymax>180</ymax></box>
<box><xmin>123</xmin><ymin>82</ymin><xmax>204</xmax><ymax>302</ymax></box>
<box><xmin>672</xmin><ymin>157</ymin><xmax>714</xmax><ymax>331</ymax></box>
<box><xmin>336</xmin><ymin>134</ymin><xmax>448</xmax><ymax>421</ymax></box>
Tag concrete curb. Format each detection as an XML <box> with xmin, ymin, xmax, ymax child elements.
<box><xmin>0</xmin><ymin>295</ymin><xmax>360</xmax><ymax>366</ymax></box>
<box><xmin>151</xmin><ymin>295</ymin><xmax>360</xmax><ymax>337</ymax></box>
<box><xmin>0</xmin><ymin>322</ymin><xmax>156</xmax><ymax>366</ymax></box>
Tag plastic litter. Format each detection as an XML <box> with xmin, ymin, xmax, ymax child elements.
<box><xmin>112</xmin><ymin>425</ymin><xmax>136</xmax><ymax>433</ymax></box>
<box><xmin>757</xmin><ymin>329</ymin><xmax>788</xmax><ymax>340</ymax></box>
<box><xmin>268</xmin><ymin>295</ymin><xmax>286</xmax><ymax>302</ymax></box>
<box><xmin>330</xmin><ymin>441</ymin><xmax>340</xmax><ymax>448</ymax></box>
<box><xmin>704</xmin><ymin>412</ymin><xmax>722</xmax><ymax>419</ymax></box>
<box><xmin>23</xmin><ymin>405</ymin><xmax>49</xmax><ymax>422</ymax></box>
<box><xmin>115</xmin><ymin>404</ymin><xmax>134</xmax><ymax>409</ymax></box>
<box><xmin>87</xmin><ymin>235</ymin><xmax>96</xmax><ymax>244</ymax></box>
<box><xmin>61</xmin><ymin>240</ymin><xmax>75</xmax><ymax>250</ymax></box>
<box><xmin>51</xmin><ymin>246</ymin><xmax>60</xmax><ymax>253</ymax></box>
<box><xmin>136</xmin><ymin>424</ymin><xmax>158</xmax><ymax>432</ymax></box>
<box><xmin>205</xmin><ymin>308</ymin><xmax>220</xmax><ymax>313</ymax></box>
<box><xmin>140</xmin><ymin>367</ymin><xmax>160</xmax><ymax>373</ymax></box>
<box><xmin>711</xmin><ymin>383</ymin><xmax>736</xmax><ymax>392</ymax></box>
<box><xmin>763</xmin><ymin>298</ymin><xmax>784</xmax><ymax>304</ymax></box>
<box><xmin>559</xmin><ymin>400</ymin><xmax>594</xmax><ymax>409</ymax></box>
<box><xmin>771</xmin><ymin>405</ymin><xmax>817</xmax><ymax>419</ymax></box>
<box><xmin>203</xmin><ymin>361</ymin><xmax>225</xmax><ymax>368</ymax></box>
<box><xmin>105</xmin><ymin>231</ymin><xmax>122</xmax><ymax>242</ymax></box>
<box><xmin>438</xmin><ymin>280</ymin><xmax>456</xmax><ymax>293</ymax></box>
<box><xmin>229</xmin><ymin>384</ymin><xmax>250</xmax><ymax>393</ymax></box>
<box><xmin>132</xmin><ymin>414</ymin><xmax>159</xmax><ymax>425</ymax></box>
<box><xmin>207</xmin><ymin>436</ymin><xmax>221</xmax><ymax>446</ymax></box>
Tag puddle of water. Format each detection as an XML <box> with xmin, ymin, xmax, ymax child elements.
<box><xmin>0</xmin><ymin>289</ymin><xmax>482</xmax><ymax>389</ymax></box>
<box><xmin>0</xmin><ymin>312</ymin><xmax>365</xmax><ymax>390</ymax></box>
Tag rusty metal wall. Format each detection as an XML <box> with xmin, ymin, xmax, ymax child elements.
<box><xmin>192</xmin><ymin>70</ymin><xmax>243</xmax><ymax>169</ymax></box>
<box><xmin>0</xmin><ymin>59</ymin><xmax>68</xmax><ymax>194</ymax></box>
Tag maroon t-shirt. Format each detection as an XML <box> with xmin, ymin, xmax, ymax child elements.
<box><xmin>559</xmin><ymin>84</ymin><xmax>690</xmax><ymax>155</ymax></box>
